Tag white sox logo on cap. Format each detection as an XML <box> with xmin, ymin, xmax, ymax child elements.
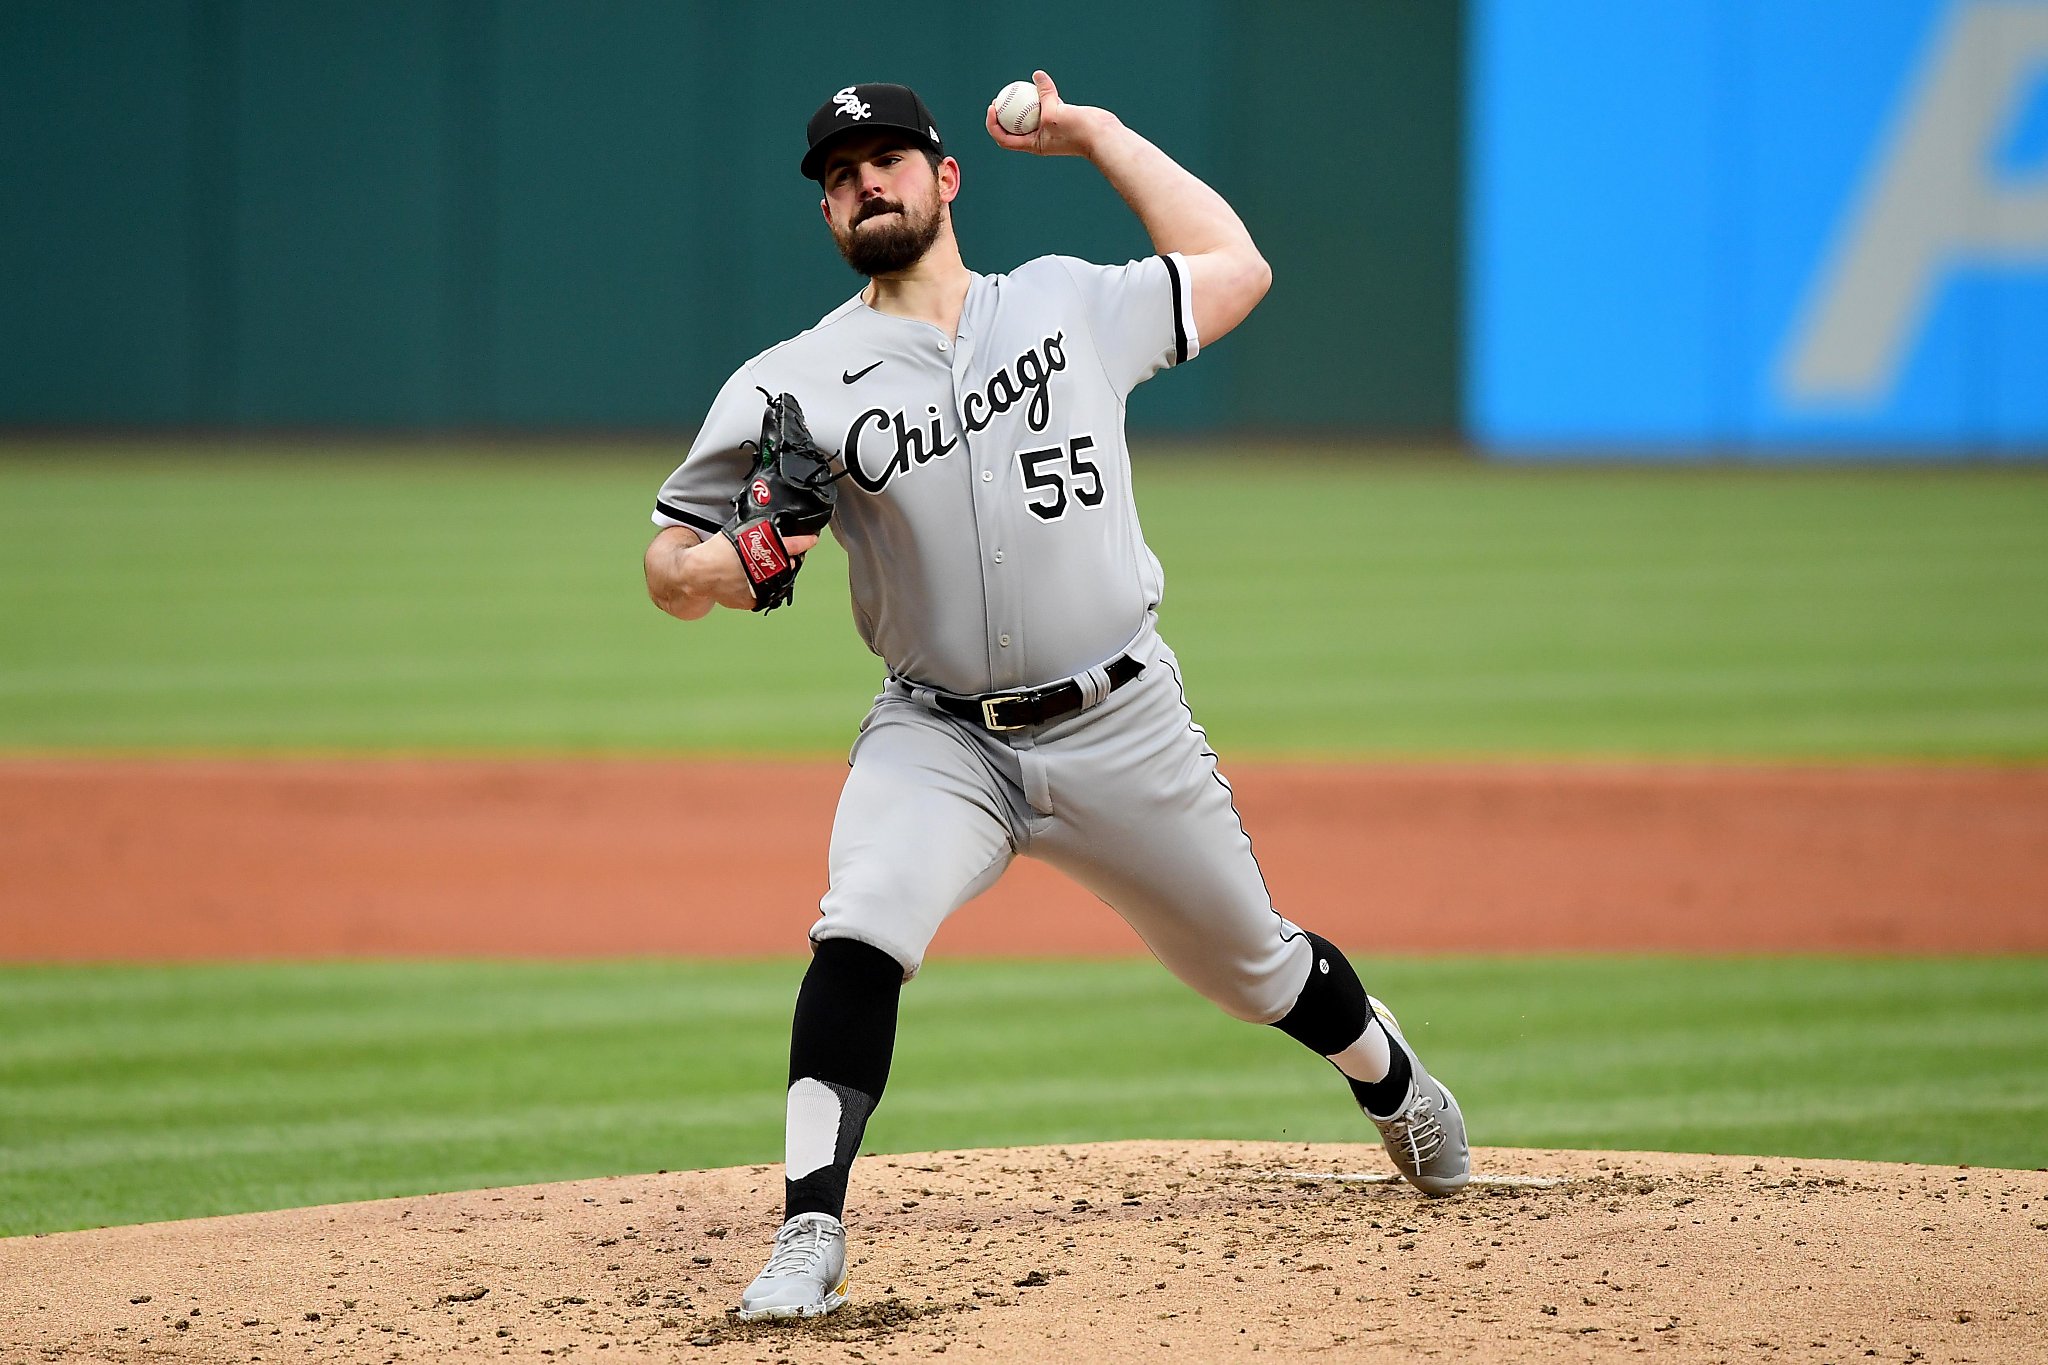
<box><xmin>802</xmin><ymin>83</ymin><xmax>940</xmax><ymax>180</ymax></box>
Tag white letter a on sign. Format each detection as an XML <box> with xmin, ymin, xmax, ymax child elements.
<box><xmin>1779</xmin><ymin>1</ymin><xmax>2048</xmax><ymax>407</ymax></box>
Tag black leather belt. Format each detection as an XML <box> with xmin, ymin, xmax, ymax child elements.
<box><xmin>930</xmin><ymin>654</ymin><xmax>1145</xmax><ymax>732</ymax></box>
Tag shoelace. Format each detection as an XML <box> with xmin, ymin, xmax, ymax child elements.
<box><xmin>761</xmin><ymin>1219</ymin><xmax>836</xmax><ymax>1278</ymax></box>
<box><xmin>1381</xmin><ymin>1092</ymin><xmax>1446</xmax><ymax>1166</ymax></box>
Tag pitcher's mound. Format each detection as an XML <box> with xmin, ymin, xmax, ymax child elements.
<box><xmin>5</xmin><ymin>1141</ymin><xmax>2043</xmax><ymax>1363</ymax></box>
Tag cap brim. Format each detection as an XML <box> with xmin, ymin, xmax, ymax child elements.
<box><xmin>801</xmin><ymin>122</ymin><xmax>943</xmax><ymax>181</ymax></box>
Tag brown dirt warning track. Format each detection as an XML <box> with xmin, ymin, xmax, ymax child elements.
<box><xmin>2</xmin><ymin>758</ymin><xmax>2045</xmax><ymax>959</ymax></box>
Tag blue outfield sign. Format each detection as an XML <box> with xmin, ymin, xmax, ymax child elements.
<box><xmin>1469</xmin><ymin>0</ymin><xmax>2048</xmax><ymax>456</ymax></box>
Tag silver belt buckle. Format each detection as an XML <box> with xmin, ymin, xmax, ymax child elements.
<box><xmin>980</xmin><ymin>695</ymin><xmax>1025</xmax><ymax>732</ymax></box>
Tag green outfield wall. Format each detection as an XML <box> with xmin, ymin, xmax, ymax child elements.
<box><xmin>0</xmin><ymin>1</ymin><xmax>1462</xmax><ymax>435</ymax></box>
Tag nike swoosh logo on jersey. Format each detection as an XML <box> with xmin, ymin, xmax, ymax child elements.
<box><xmin>842</xmin><ymin>361</ymin><xmax>884</xmax><ymax>384</ymax></box>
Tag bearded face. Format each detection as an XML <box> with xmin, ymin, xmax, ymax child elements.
<box><xmin>831</xmin><ymin>175</ymin><xmax>946</xmax><ymax>277</ymax></box>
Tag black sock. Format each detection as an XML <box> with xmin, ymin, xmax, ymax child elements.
<box><xmin>1270</xmin><ymin>930</ymin><xmax>1413</xmax><ymax>1117</ymax></box>
<box><xmin>782</xmin><ymin>937</ymin><xmax>903</xmax><ymax>1221</ymax></box>
<box><xmin>1348</xmin><ymin>1036</ymin><xmax>1413</xmax><ymax>1118</ymax></box>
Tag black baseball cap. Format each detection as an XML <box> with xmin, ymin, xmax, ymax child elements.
<box><xmin>801</xmin><ymin>83</ymin><xmax>944</xmax><ymax>181</ymax></box>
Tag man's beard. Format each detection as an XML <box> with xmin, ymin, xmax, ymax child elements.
<box><xmin>834</xmin><ymin>190</ymin><xmax>945</xmax><ymax>277</ymax></box>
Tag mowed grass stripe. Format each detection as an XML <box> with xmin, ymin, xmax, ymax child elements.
<box><xmin>3</xmin><ymin>449</ymin><xmax>2044</xmax><ymax>756</ymax></box>
<box><xmin>1145</xmin><ymin>462</ymin><xmax>2048</xmax><ymax>757</ymax></box>
<box><xmin>3</xmin><ymin>957</ymin><xmax>2043</xmax><ymax>1235</ymax></box>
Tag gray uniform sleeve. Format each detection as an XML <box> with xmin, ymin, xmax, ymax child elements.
<box><xmin>652</xmin><ymin>364</ymin><xmax>762</xmax><ymax>535</ymax></box>
<box><xmin>1053</xmin><ymin>252</ymin><xmax>1201</xmax><ymax>396</ymax></box>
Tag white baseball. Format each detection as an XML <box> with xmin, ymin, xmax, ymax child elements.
<box><xmin>994</xmin><ymin>80</ymin><xmax>1042</xmax><ymax>135</ymax></box>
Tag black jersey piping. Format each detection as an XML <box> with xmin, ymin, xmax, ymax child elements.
<box><xmin>1159</xmin><ymin>253</ymin><xmax>1188</xmax><ymax>366</ymax></box>
<box><xmin>1160</xmin><ymin>655</ymin><xmax>1289</xmax><ymax>945</ymax></box>
<box><xmin>655</xmin><ymin>500</ymin><xmax>724</xmax><ymax>536</ymax></box>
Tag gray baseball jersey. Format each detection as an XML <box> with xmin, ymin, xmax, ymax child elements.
<box><xmin>653</xmin><ymin>251</ymin><xmax>1310</xmax><ymax>1017</ymax></box>
<box><xmin>653</xmin><ymin>253</ymin><xmax>1197</xmax><ymax>697</ymax></box>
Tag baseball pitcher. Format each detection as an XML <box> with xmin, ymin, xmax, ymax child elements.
<box><xmin>643</xmin><ymin>72</ymin><xmax>1470</xmax><ymax>1322</ymax></box>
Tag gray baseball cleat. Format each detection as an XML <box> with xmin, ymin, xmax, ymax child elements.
<box><xmin>1362</xmin><ymin>996</ymin><xmax>1471</xmax><ymax>1196</ymax></box>
<box><xmin>736</xmin><ymin>1212</ymin><xmax>849</xmax><ymax>1321</ymax></box>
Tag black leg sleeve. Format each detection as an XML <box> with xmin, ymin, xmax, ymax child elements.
<box><xmin>1269</xmin><ymin>930</ymin><xmax>1412</xmax><ymax>1114</ymax></box>
<box><xmin>1270</xmin><ymin>930</ymin><xmax>1370</xmax><ymax>1055</ymax></box>
<box><xmin>784</xmin><ymin>937</ymin><xmax>903</xmax><ymax>1219</ymax></box>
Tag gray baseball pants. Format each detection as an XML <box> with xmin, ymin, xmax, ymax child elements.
<box><xmin>813</xmin><ymin>640</ymin><xmax>1314</xmax><ymax>1024</ymax></box>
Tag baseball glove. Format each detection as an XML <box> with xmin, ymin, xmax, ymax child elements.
<box><xmin>721</xmin><ymin>389</ymin><xmax>841</xmax><ymax>612</ymax></box>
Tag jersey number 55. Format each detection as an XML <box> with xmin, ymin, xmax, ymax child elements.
<box><xmin>1018</xmin><ymin>435</ymin><xmax>1104</xmax><ymax>522</ymax></box>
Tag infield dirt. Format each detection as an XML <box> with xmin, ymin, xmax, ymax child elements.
<box><xmin>5</xmin><ymin>1140</ymin><xmax>2044</xmax><ymax>1364</ymax></box>
<box><xmin>8</xmin><ymin>759</ymin><xmax>2046</xmax><ymax>1360</ymax></box>
<box><xmin>5</xmin><ymin>759</ymin><xmax>2046</xmax><ymax>957</ymax></box>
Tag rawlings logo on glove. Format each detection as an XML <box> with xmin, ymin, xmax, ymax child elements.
<box><xmin>721</xmin><ymin>389</ymin><xmax>842</xmax><ymax>613</ymax></box>
<box><xmin>732</xmin><ymin>521</ymin><xmax>790</xmax><ymax>578</ymax></box>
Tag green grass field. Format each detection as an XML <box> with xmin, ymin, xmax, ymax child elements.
<box><xmin>4</xmin><ymin>447</ymin><xmax>2044</xmax><ymax>1238</ymax></box>
<box><xmin>3</xmin><ymin>956</ymin><xmax>2043</xmax><ymax>1236</ymax></box>
<box><xmin>3</xmin><ymin>446</ymin><xmax>2045</xmax><ymax>756</ymax></box>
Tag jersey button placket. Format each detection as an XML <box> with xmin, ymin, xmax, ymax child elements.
<box><xmin>958</xmin><ymin>330</ymin><xmax>1019</xmax><ymax>687</ymax></box>
<box><xmin>951</xmin><ymin>328</ymin><xmax>1011</xmax><ymax>686</ymax></box>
